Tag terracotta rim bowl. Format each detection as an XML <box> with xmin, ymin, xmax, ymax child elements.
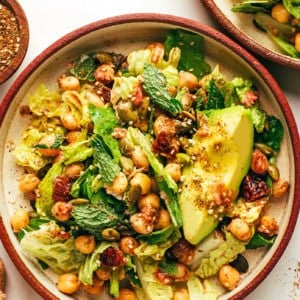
<box><xmin>0</xmin><ymin>0</ymin><xmax>29</xmax><ymax>84</ymax></box>
<box><xmin>201</xmin><ymin>0</ymin><xmax>300</xmax><ymax>70</ymax></box>
<box><xmin>0</xmin><ymin>13</ymin><xmax>299</xmax><ymax>300</ymax></box>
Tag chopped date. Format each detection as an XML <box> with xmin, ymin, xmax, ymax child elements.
<box><xmin>53</xmin><ymin>176</ymin><xmax>72</xmax><ymax>202</ymax></box>
<box><xmin>100</xmin><ymin>247</ymin><xmax>125</xmax><ymax>267</ymax></box>
<box><xmin>152</xmin><ymin>131</ymin><xmax>178</xmax><ymax>158</ymax></box>
<box><xmin>167</xmin><ymin>238</ymin><xmax>196</xmax><ymax>265</ymax></box>
<box><xmin>241</xmin><ymin>174</ymin><xmax>270</xmax><ymax>201</ymax></box>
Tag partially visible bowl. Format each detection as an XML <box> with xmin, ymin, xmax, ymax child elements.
<box><xmin>0</xmin><ymin>13</ymin><xmax>299</xmax><ymax>300</ymax></box>
<box><xmin>201</xmin><ymin>0</ymin><xmax>300</xmax><ymax>70</ymax></box>
<box><xmin>0</xmin><ymin>0</ymin><xmax>29</xmax><ymax>84</ymax></box>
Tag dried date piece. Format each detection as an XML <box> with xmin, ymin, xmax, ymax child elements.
<box><xmin>241</xmin><ymin>174</ymin><xmax>270</xmax><ymax>201</ymax></box>
<box><xmin>100</xmin><ymin>247</ymin><xmax>125</xmax><ymax>267</ymax></box>
<box><xmin>167</xmin><ymin>238</ymin><xmax>196</xmax><ymax>265</ymax></box>
<box><xmin>53</xmin><ymin>176</ymin><xmax>72</xmax><ymax>202</ymax></box>
<box><xmin>152</xmin><ymin>131</ymin><xmax>179</xmax><ymax>158</ymax></box>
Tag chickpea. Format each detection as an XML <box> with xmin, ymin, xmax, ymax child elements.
<box><xmin>18</xmin><ymin>173</ymin><xmax>40</xmax><ymax>193</ymax></box>
<box><xmin>64</xmin><ymin>163</ymin><xmax>84</xmax><ymax>179</ymax></box>
<box><xmin>106</xmin><ymin>172</ymin><xmax>128</xmax><ymax>197</ymax></box>
<box><xmin>101</xmin><ymin>228</ymin><xmax>120</xmax><ymax>241</ymax></box>
<box><xmin>57</xmin><ymin>273</ymin><xmax>80</xmax><ymax>294</ymax></box>
<box><xmin>58</xmin><ymin>76</ymin><xmax>80</xmax><ymax>92</ymax></box>
<box><xmin>251</xmin><ymin>149</ymin><xmax>269</xmax><ymax>175</ymax></box>
<box><xmin>271</xmin><ymin>4</ymin><xmax>290</xmax><ymax>24</ymax></box>
<box><xmin>228</xmin><ymin>218</ymin><xmax>252</xmax><ymax>241</ymax></box>
<box><xmin>54</xmin><ymin>151</ymin><xmax>64</xmax><ymax>163</ymax></box>
<box><xmin>94</xmin><ymin>63</ymin><xmax>115</xmax><ymax>84</ymax></box>
<box><xmin>130</xmin><ymin>173</ymin><xmax>152</xmax><ymax>195</ymax></box>
<box><xmin>95</xmin><ymin>267</ymin><xmax>110</xmax><ymax>281</ymax></box>
<box><xmin>119</xmin><ymin>236</ymin><xmax>139</xmax><ymax>255</ymax></box>
<box><xmin>84</xmin><ymin>90</ymin><xmax>104</xmax><ymax>107</ymax></box>
<box><xmin>38</xmin><ymin>134</ymin><xmax>60</xmax><ymax>157</ymax></box>
<box><xmin>218</xmin><ymin>265</ymin><xmax>240</xmax><ymax>291</ymax></box>
<box><xmin>173</xmin><ymin>288</ymin><xmax>190</xmax><ymax>300</ymax></box>
<box><xmin>178</xmin><ymin>71</ymin><xmax>199</xmax><ymax>91</ymax></box>
<box><xmin>130</xmin><ymin>213</ymin><xmax>154</xmax><ymax>234</ymax></box>
<box><xmin>131</xmin><ymin>146</ymin><xmax>149</xmax><ymax>169</ymax></box>
<box><xmin>164</xmin><ymin>163</ymin><xmax>181</xmax><ymax>182</ymax></box>
<box><xmin>60</xmin><ymin>109</ymin><xmax>80</xmax><ymax>131</ymax></box>
<box><xmin>146</xmin><ymin>42</ymin><xmax>165</xmax><ymax>64</ymax></box>
<box><xmin>11</xmin><ymin>210</ymin><xmax>30</xmax><ymax>233</ymax></box>
<box><xmin>295</xmin><ymin>32</ymin><xmax>300</xmax><ymax>52</ymax></box>
<box><xmin>138</xmin><ymin>193</ymin><xmax>161</xmax><ymax>210</ymax></box>
<box><xmin>153</xmin><ymin>114</ymin><xmax>176</xmax><ymax>137</ymax></box>
<box><xmin>51</xmin><ymin>201</ymin><xmax>73</xmax><ymax>222</ymax></box>
<box><xmin>75</xmin><ymin>235</ymin><xmax>96</xmax><ymax>254</ymax></box>
<box><xmin>173</xmin><ymin>263</ymin><xmax>190</xmax><ymax>282</ymax></box>
<box><xmin>155</xmin><ymin>209</ymin><xmax>172</xmax><ymax>230</ymax></box>
<box><xmin>80</xmin><ymin>275</ymin><xmax>104</xmax><ymax>295</ymax></box>
<box><xmin>66</xmin><ymin>131</ymin><xmax>81</xmax><ymax>144</ymax></box>
<box><xmin>272</xmin><ymin>178</ymin><xmax>289</xmax><ymax>198</ymax></box>
<box><xmin>116</xmin><ymin>288</ymin><xmax>137</xmax><ymax>300</ymax></box>
<box><xmin>258</xmin><ymin>215</ymin><xmax>279</xmax><ymax>237</ymax></box>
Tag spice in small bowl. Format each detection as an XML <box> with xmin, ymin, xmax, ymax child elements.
<box><xmin>0</xmin><ymin>0</ymin><xmax>29</xmax><ymax>84</ymax></box>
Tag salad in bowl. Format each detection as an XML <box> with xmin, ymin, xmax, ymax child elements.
<box><xmin>3</xmin><ymin>26</ymin><xmax>292</xmax><ymax>300</ymax></box>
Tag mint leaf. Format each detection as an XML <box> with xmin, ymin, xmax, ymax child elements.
<box><xmin>158</xmin><ymin>261</ymin><xmax>178</xmax><ymax>276</ymax></box>
<box><xmin>143</xmin><ymin>64</ymin><xmax>182</xmax><ymax>115</ymax></box>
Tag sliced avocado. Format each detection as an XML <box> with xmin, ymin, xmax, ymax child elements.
<box><xmin>179</xmin><ymin>105</ymin><xmax>254</xmax><ymax>245</ymax></box>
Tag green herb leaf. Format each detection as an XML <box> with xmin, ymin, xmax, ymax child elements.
<box><xmin>255</xmin><ymin>115</ymin><xmax>283</xmax><ymax>153</ymax></box>
<box><xmin>158</xmin><ymin>261</ymin><xmax>178</xmax><ymax>276</ymax></box>
<box><xmin>246</xmin><ymin>232</ymin><xmax>276</xmax><ymax>249</ymax></box>
<box><xmin>71</xmin><ymin>203</ymin><xmax>123</xmax><ymax>238</ymax></box>
<box><xmin>137</xmin><ymin>225</ymin><xmax>174</xmax><ymax>244</ymax></box>
<box><xmin>69</xmin><ymin>52</ymin><xmax>98</xmax><ymax>81</ymax></box>
<box><xmin>165</xmin><ymin>29</ymin><xmax>211</xmax><ymax>78</ymax></box>
<box><xmin>143</xmin><ymin>64</ymin><xmax>182</xmax><ymax>115</ymax></box>
<box><xmin>91</xmin><ymin>134</ymin><xmax>120</xmax><ymax>184</ymax></box>
<box><xmin>206</xmin><ymin>80</ymin><xmax>225</xmax><ymax>110</ymax></box>
<box><xmin>232</xmin><ymin>0</ymin><xmax>280</xmax><ymax>14</ymax></box>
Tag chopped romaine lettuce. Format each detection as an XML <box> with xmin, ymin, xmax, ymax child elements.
<box><xmin>196</xmin><ymin>231</ymin><xmax>246</xmax><ymax>278</ymax></box>
<box><xmin>135</xmin><ymin>259</ymin><xmax>173</xmax><ymax>300</ymax></box>
<box><xmin>20</xmin><ymin>221</ymin><xmax>85</xmax><ymax>274</ymax></box>
<box><xmin>29</xmin><ymin>84</ymin><xmax>62</xmax><ymax>117</ymax></box>
<box><xmin>36</xmin><ymin>162</ymin><xmax>64</xmax><ymax>216</ymax></box>
<box><xmin>283</xmin><ymin>0</ymin><xmax>300</xmax><ymax>20</ymax></box>
<box><xmin>79</xmin><ymin>241</ymin><xmax>114</xmax><ymax>284</ymax></box>
<box><xmin>187</xmin><ymin>274</ymin><xmax>218</xmax><ymax>300</ymax></box>
<box><xmin>232</xmin><ymin>0</ymin><xmax>280</xmax><ymax>13</ymax></box>
<box><xmin>249</xmin><ymin>105</ymin><xmax>267</xmax><ymax>133</ymax></box>
<box><xmin>128</xmin><ymin>127</ymin><xmax>178</xmax><ymax>192</ymax></box>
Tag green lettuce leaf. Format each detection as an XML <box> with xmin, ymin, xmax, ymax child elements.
<box><xmin>187</xmin><ymin>274</ymin><xmax>218</xmax><ymax>300</ymax></box>
<box><xmin>79</xmin><ymin>241</ymin><xmax>114</xmax><ymax>284</ymax></box>
<box><xmin>20</xmin><ymin>221</ymin><xmax>85</xmax><ymax>274</ymax></box>
<box><xmin>36</xmin><ymin>162</ymin><xmax>64</xmax><ymax>216</ymax></box>
<box><xmin>196</xmin><ymin>231</ymin><xmax>246</xmax><ymax>278</ymax></box>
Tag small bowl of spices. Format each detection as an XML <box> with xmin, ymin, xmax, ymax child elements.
<box><xmin>0</xmin><ymin>0</ymin><xmax>29</xmax><ymax>84</ymax></box>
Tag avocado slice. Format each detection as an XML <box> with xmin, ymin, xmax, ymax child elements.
<box><xmin>179</xmin><ymin>105</ymin><xmax>254</xmax><ymax>245</ymax></box>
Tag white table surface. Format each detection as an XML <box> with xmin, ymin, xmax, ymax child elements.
<box><xmin>0</xmin><ymin>0</ymin><xmax>299</xmax><ymax>299</ymax></box>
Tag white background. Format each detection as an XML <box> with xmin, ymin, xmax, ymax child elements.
<box><xmin>0</xmin><ymin>0</ymin><xmax>299</xmax><ymax>299</ymax></box>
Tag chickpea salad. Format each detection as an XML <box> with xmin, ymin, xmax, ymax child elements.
<box><xmin>232</xmin><ymin>0</ymin><xmax>300</xmax><ymax>58</ymax></box>
<box><xmin>12</xmin><ymin>29</ymin><xmax>289</xmax><ymax>299</ymax></box>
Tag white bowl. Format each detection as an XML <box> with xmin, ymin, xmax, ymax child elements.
<box><xmin>0</xmin><ymin>13</ymin><xmax>299</xmax><ymax>300</ymax></box>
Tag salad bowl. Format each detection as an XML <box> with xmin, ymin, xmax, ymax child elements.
<box><xmin>201</xmin><ymin>0</ymin><xmax>300</xmax><ymax>70</ymax></box>
<box><xmin>0</xmin><ymin>13</ymin><xmax>299</xmax><ymax>300</ymax></box>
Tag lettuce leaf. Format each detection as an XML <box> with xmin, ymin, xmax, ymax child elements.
<box><xmin>79</xmin><ymin>241</ymin><xmax>115</xmax><ymax>284</ymax></box>
<box><xmin>196</xmin><ymin>231</ymin><xmax>246</xmax><ymax>278</ymax></box>
<box><xmin>36</xmin><ymin>162</ymin><xmax>64</xmax><ymax>216</ymax></box>
<box><xmin>128</xmin><ymin>127</ymin><xmax>178</xmax><ymax>192</ymax></box>
<box><xmin>187</xmin><ymin>274</ymin><xmax>218</xmax><ymax>300</ymax></box>
<box><xmin>20</xmin><ymin>221</ymin><xmax>85</xmax><ymax>274</ymax></box>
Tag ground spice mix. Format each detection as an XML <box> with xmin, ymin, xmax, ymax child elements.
<box><xmin>0</xmin><ymin>2</ymin><xmax>21</xmax><ymax>73</ymax></box>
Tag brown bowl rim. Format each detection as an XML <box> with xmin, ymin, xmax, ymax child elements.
<box><xmin>0</xmin><ymin>0</ymin><xmax>29</xmax><ymax>84</ymax></box>
<box><xmin>200</xmin><ymin>0</ymin><xmax>300</xmax><ymax>70</ymax></box>
<box><xmin>0</xmin><ymin>13</ymin><xmax>299</xmax><ymax>300</ymax></box>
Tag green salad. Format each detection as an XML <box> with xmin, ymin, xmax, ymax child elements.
<box><xmin>232</xmin><ymin>0</ymin><xmax>300</xmax><ymax>58</ymax></box>
<box><xmin>11</xmin><ymin>29</ymin><xmax>289</xmax><ymax>299</ymax></box>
